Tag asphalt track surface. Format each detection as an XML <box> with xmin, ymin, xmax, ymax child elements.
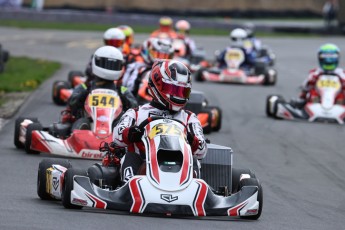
<box><xmin>0</xmin><ymin>27</ymin><xmax>345</xmax><ymax>230</ymax></box>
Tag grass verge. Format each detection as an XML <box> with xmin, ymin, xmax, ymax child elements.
<box><xmin>0</xmin><ymin>57</ymin><xmax>60</xmax><ymax>105</ymax></box>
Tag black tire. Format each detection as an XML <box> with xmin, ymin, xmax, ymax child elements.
<box><xmin>264</xmin><ymin>68</ymin><xmax>277</xmax><ymax>86</ymax></box>
<box><xmin>239</xmin><ymin>178</ymin><xmax>263</xmax><ymax>220</ymax></box>
<box><xmin>62</xmin><ymin>168</ymin><xmax>87</xmax><ymax>209</ymax></box>
<box><xmin>231</xmin><ymin>168</ymin><xmax>256</xmax><ymax>194</ymax></box>
<box><xmin>68</xmin><ymin>70</ymin><xmax>84</xmax><ymax>87</ymax></box>
<box><xmin>52</xmin><ymin>81</ymin><xmax>70</xmax><ymax>105</ymax></box>
<box><xmin>37</xmin><ymin>159</ymin><xmax>72</xmax><ymax>200</ymax></box>
<box><xmin>24</xmin><ymin>122</ymin><xmax>42</xmax><ymax>154</ymax></box>
<box><xmin>194</xmin><ymin>68</ymin><xmax>205</xmax><ymax>82</ymax></box>
<box><xmin>2</xmin><ymin>50</ymin><xmax>9</xmax><ymax>63</ymax></box>
<box><xmin>71</xmin><ymin>118</ymin><xmax>91</xmax><ymax>131</ymax></box>
<box><xmin>14</xmin><ymin>117</ymin><xmax>38</xmax><ymax>149</ymax></box>
<box><xmin>265</xmin><ymin>95</ymin><xmax>275</xmax><ymax>117</ymax></box>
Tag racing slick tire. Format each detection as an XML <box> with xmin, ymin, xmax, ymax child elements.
<box><xmin>266</xmin><ymin>95</ymin><xmax>284</xmax><ymax>118</ymax></box>
<box><xmin>62</xmin><ymin>168</ymin><xmax>87</xmax><ymax>209</ymax></box>
<box><xmin>14</xmin><ymin>117</ymin><xmax>38</xmax><ymax>149</ymax></box>
<box><xmin>37</xmin><ymin>159</ymin><xmax>72</xmax><ymax>200</ymax></box>
<box><xmin>2</xmin><ymin>50</ymin><xmax>9</xmax><ymax>63</ymax></box>
<box><xmin>194</xmin><ymin>68</ymin><xmax>205</xmax><ymax>82</ymax></box>
<box><xmin>231</xmin><ymin>168</ymin><xmax>256</xmax><ymax>194</ymax></box>
<box><xmin>239</xmin><ymin>178</ymin><xmax>263</xmax><ymax>220</ymax></box>
<box><xmin>68</xmin><ymin>70</ymin><xmax>84</xmax><ymax>88</ymax></box>
<box><xmin>24</xmin><ymin>122</ymin><xmax>42</xmax><ymax>154</ymax></box>
<box><xmin>264</xmin><ymin>68</ymin><xmax>277</xmax><ymax>86</ymax></box>
<box><xmin>52</xmin><ymin>80</ymin><xmax>70</xmax><ymax>106</ymax></box>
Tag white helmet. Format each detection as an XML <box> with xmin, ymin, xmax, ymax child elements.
<box><xmin>92</xmin><ymin>46</ymin><xmax>124</xmax><ymax>81</ymax></box>
<box><xmin>103</xmin><ymin>28</ymin><xmax>126</xmax><ymax>49</ymax></box>
<box><xmin>230</xmin><ymin>28</ymin><xmax>248</xmax><ymax>46</ymax></box>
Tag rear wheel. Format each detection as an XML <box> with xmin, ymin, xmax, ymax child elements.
<box><xmin>52</xmin><ymin>81</ymin><xmax>70</xmax><ymax>105</ymax></box>
<box><xmin>24</xmin><ymin>122</ymin><xmax>42</xmax><ymax>154</ymax></box>
<box><xmin>194</xmin><ymin>68</ymin><xmax>205</xmax><ymax>82</ymax></box>
<box><xmin>239</xmin><ymin>178</ymin><xmax>263</xmax><ymax>220</ymax></box>
<box><xmin>14</xmin><ymin>117</ymin><xmax>38</xmax><ymax>149</ymax></box>
<box><xmin>37</xmin><ymin>159</ymin><xmax>72</xmax><ymax>200</ymax></box>
<box><xmin>68</xmin><ymin>70</ymin><xmax>84</xmax><ymax>88</ymax></box>
<box><xmin>62</xmin><ymin>168</ymin><xmax>87</xmax><ymax>209</ymax></box>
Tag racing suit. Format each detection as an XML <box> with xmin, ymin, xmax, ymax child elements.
<box><xmin>122</xmin><ymin>61</ymin><xmax>152</xmax><ymax>96</ymax></box>
<box><xmin>113</xmin><ymin>101</ymin><xmax>208</xmax><ymax>182</ymax></box>
<box><xmin>299</xmin><ymin>67</ymin><xmax>345</xmax><ymax>102</ymax></box>
<box><xmin>68</xmin><ymin>80</ymin><xmax>138</xmax><ymax>118</ymax></box>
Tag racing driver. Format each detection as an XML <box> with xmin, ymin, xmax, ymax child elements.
<box><xmin>113</xmin><ymin>59</ymin><xmax>207</xmax><ymax>183</ymax></box>
<box><xmin>62</xmin><ymin>46</ymin><xmax>138</xmax><ymax>130</ymax></box>
<box><xmin>298</xmin><ymin>43</ymin><xmax>345</xmax><ymax>105</ymax></box>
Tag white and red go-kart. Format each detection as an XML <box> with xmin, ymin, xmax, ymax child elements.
<box><xmin>14</xmin><ymin>89</ymin><xmax>123</xmax><ymax>159</ymax></box>
<box><xmin>266</xmin><ymin>74</ymin><xmax>345</xmax><ymax>123</ymax></box>
<box><xmin>195</xmin><ymin>47</ymin><xmax>277</xmax><ymax>85</ymax></box>
<box><xmin>37</xmin><ymin>117</ymin><xmax>263</xmax><ymax>219</ymax></box>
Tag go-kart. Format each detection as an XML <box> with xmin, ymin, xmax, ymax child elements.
<box><xmin>266</xmin><ymin>74</ymin><xmax>345</xmax><ymax>123</ymax></box>
<box><xmin>37</xmin><ymin>117</ymin><xmax>262</xmax><ymax>219</ymax></box>
<box><xmin>137</xmin><ymin>72</ymin><xmax>221</xmax><ymax>134</ymax></box>
<box><xmin>172</xmin><ymin>38</ymin><xmax>210</xmax><ymax>73</ymax></box>
<box><xmin>51</xmin><ymin>70</ymin><xmax>85</xmax><ymax>105</ymax></box>
<box><xmin>14</xmin><ymin>88</ymin><xmax>123</xmax><ymax>159</ymax></box>
<box><xmin>194</xmin><ymin>47</ymin><xmax>277</xmax><ymax>85</ymax></box>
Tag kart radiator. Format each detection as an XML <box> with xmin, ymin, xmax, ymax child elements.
<box><xmin>200</xmin><ymin>144</ymin><xmax>233</xmax><ymax>192</ymax></box>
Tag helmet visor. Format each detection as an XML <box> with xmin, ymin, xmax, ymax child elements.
<box><xmin>160</xmin><ymin>81</ymin><xmax>191</xmax><ymax>99</ymax></box>
<box><xmin>104</xmin><ymin>39</ymin><xmax>124</xmax><ymax>48</ymax></box>
<box><xmin>150</xmin><ymin>49</ymin><xmax>173</xmax><ymax>59</ymax></box>
<box><xmin>94</xmin><ymin>56</ymin><xmax>123</xmax><ymax>71</ymax></box>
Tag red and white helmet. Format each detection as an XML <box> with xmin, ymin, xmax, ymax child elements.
<box><xmin>103</xmin><ymin>28</ymin><xmax>126</xmax><ymax>49</ymax></box>
<box><xmin>148</xmin><ymin>60</ymin><xmax>192</xmax><ymax>112</ymax></box>
<box><xmin>175</xmin><ymin>20</ymin><xmax>191</xmax><ymax>34</ymax></box>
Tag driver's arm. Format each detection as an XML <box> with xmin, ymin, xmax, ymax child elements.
<box><xmin>187</xmin><ymin>112</ymin><xmax>207</xmax><ymax>160</ymax></box>
<box><xmin>112</xmin><ymin>108</ymin><xmax>137</xmax><ymax>147</ymax></box>
<box><xmin>68</xmin><ymin>84</ymin><xmax>88</xmax><ymax>117</ymax></box>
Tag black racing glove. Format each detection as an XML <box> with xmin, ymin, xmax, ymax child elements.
<box><xmin>127</xmin><ymin>126</ymin><xmax>144</xmax><ymax>143</ymax></box>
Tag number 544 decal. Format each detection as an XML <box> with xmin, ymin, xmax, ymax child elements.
<box><xmin>88</xmin><ymin>94</ymin><xmax>119</xmax><ymax>108</ymax></box>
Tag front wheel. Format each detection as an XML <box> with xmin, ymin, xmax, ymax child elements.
<box><xmin>62</xmin><ymin>168</ymin><xmax>87</xmax><ymax>209</ymax></box>
<box><xmin>37</xmin><ymin>159</ymin><xmax>72</xmax><ymax>200</ymax></box>
<box><xmin>14</xmin><ymin>117</ymin><xmax>38</xmax><ymax>149</ymax></box>
<box><xmin>239</xmin><ymin>178</ymin><xmax>263</xmax><ymax>220</ymax></box>
<box><xmin>52</xmin><ymin>81</ymin><xmax>70</xmax><ymax>105</ymax></box>
<box><xmin>24</xmin><ymin>122</ymin><xmax>42</xmax><ymax>154</ymax></box>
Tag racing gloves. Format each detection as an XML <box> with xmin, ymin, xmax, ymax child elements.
<box><xmin>123</xmin><ymin>126</ymin><xmax>144</xmax><ymax>143</ymax></box>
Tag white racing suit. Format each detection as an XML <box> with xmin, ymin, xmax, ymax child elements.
<box><xmin>122</xmin><ymin>61</ymin><xmax>151</xmax><ymax>96</ymax></box>
<box><xmin>113</xmin><ymin>103</ymin><xmax>207</xmax><ymax>182</ymax></box>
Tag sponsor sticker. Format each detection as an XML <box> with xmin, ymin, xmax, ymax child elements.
<box><xmin>160</xmin><ymin>194</ymin><xmax>178</xmax><ymax>203</ymax></box>
<box><xmin>72</xmin><ymin>198</ymin><xmax>88</xmax><ymax>206</ymax></box>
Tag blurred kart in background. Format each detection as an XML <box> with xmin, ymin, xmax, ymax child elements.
<box><xmin>194</xmin><ymin>47</ymin><xmax>277</xmax><ymax>85</ymax></box>
<box><xmin>14</xmin><ymin>88</ymin><xmax>123</xmax><ymax>159</ymax></box>
<box><xmin>0</xmin><ymin>43</ymin><xmax>10</xmax><ymax>73</ymax></box>
<box><xmin>266</xmin><ymin>74</ymin><xmax>345</xmax><ymax>123</ymax></box>
<box><xmin>37</xmin><ymin>117</ymin><xmax>262</xmax><ymax>219</ymax></box>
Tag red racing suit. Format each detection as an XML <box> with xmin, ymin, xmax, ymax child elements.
<box><xmin>300</xmin><ymin>67</ymin><xmax>345</xmax><ymax>103</ymax></box>
<box><xmin>112</xmin><ymin>102</ymin><xmax>207</xmax><ymax>160</ymax></box>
